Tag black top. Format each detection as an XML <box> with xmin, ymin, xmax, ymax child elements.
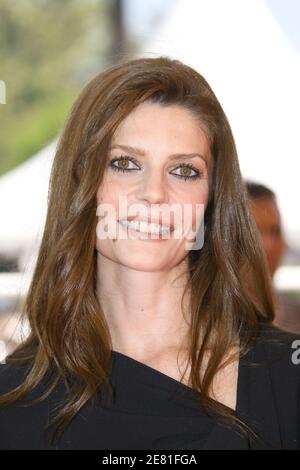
<box><xmin>0</xmin><ymin>325</ymin><xmax>299</xmax><ymax>450</ymax></box>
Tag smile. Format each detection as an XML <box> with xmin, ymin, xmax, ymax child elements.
<box><xmin>118</xmin><ymin>219</ymin><xmax>173</xmax><ymax>235</ymax></box>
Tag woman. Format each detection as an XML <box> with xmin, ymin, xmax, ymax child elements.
<box><xmin>0</xmin><ymin>56</ymin><xmax>299</xmax><ymax>450</ymax></box>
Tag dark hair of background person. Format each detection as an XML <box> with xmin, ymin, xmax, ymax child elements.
<box><xmin>246</xmin><ymin>181</ymin><xmax>275</xmax><ymax>201</ymax></box>
<box><xmin>0</xmin><ymin>56</ymin><xmax>276</xmax><ymax>447</ymax></box>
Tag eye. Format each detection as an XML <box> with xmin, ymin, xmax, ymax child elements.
<box><xmin>108</xmin><ymin>155</ymin><xmax>141</xmax><ymax>173</ymax></box>
<box><xmin>170</xmin><ymin>163</ymin><xmax>202</xmax><ymax>181</ymax></box>
<box><xmin>108</xmin><ymin>156</ymin><xmax>203</xmax><ymax>182</ymax></box>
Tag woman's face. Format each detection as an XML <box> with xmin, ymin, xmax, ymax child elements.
<box><xmin>96</xmin><ymin>101</ymin><xmax>211</xmax><ymax>271</ymax></box>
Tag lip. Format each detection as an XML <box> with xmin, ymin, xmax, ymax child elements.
<box><xmin>118</xmin><ymin>222</ymin><xmax>172</xmax><ymax>242</ymax></box>
<box><xmin>118</xmin><ymin>215</ymin><xmax>175</xmax><ymax>232</ymax></box>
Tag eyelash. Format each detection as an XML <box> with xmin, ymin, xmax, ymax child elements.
<box><xmin>108</xmin><ymin>155</ymin><xmax>203</xmax><ymax>181</ymax></box>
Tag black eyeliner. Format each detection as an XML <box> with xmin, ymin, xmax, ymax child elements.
<box><xmin>109</xmin><ymin>155</ymin><xmax>202</xmax><ymax>181</ymax></box>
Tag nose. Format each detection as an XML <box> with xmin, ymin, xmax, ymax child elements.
<box><xmin>135</xmin><ymin>169</ymin><xmax>169</xmax><ymax>205</ymax></box>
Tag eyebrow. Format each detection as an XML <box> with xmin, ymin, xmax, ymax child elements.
<box><xmin>109</xmin><ymin>144</ymin><xmax>208</xmax><ymax>167</ymax></box>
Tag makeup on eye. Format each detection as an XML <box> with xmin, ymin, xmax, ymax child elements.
<box><xmin>108</xmin><ymin>144</ymin><xmax>208</xmax><ymax>167</ymax></box>
<box><xmin>107</xmin><ymin>155</ymin><xmax>204</xmax><ymax>181</ymax></box>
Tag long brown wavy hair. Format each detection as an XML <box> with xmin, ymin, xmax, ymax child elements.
<box><xmin>0</xmin><ymin>56</ymin><xmax>276</xmax><ymax>448</ymax></box>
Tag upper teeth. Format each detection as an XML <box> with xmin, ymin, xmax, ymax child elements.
<box><xmin>119</xmin><ymin>219</ymin><xmax>171</xmax><ymax>234</ymax></box>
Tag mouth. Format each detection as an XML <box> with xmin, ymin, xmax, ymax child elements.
<box><xmin>118</xmin><ymin>217</ymin><xmax>175</xmax><ymax>236</ymax></box>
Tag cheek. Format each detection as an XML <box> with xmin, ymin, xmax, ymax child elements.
<box><xmin>97</xmin><ymin>178</ymin><xmax>121</xmax><ymax>206</ymax></box>
<box><xmin>176</xmin><ymin>180</ymin><xmax>209</xmax><ymax>204</ymax></box>
<box><xmin>191</xmin><ymin>186</ymin><xmax>209</xmax><ymax>241</ymax></box>
<box><xmin>96</xmin><ymin>183</ymin><xmax>117</xmax><ymax>235</ymax></box>
<box><xmin>96</xmin><ymin>179</ymin><xmax>133</xmax><ymax>239</ymax></box>
<box><xmin>189</xmin><ymin>185</ymin><xmax>209</xmax><ymax>219</ymax></box>
<box><xmin>173</xmin><ymin>186</ymin><xmax>208</xmax><ymax>240</ymax></box>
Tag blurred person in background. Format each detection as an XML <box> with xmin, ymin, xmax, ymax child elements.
<box><xmin>246</xmin><ymin>181</ymin><xmax>300</xmax><ymax>334</ymax></box>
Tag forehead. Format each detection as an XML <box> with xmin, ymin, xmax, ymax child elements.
<box><xmin>111</xmin><ymin>102</ymin><xmax>211</xmax><ymax>159</ymax></box>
